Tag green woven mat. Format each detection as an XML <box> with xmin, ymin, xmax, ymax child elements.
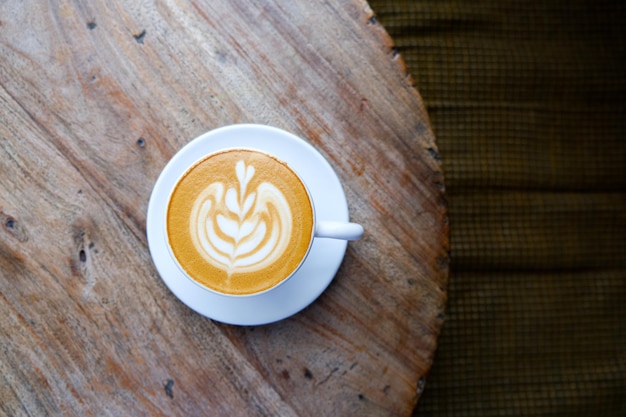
<box><xmin>367</xmin><ymin>1</ymin><xmax>626</xmax><ymax>416</ymax></box>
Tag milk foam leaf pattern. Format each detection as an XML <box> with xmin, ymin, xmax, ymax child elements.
<box><xmin>216</xmin><ymin>214</ymin><xmax>239</xmax><ymax>240</ymax></box>
<box><xmin>225</xmin><ymin>188</ymin><xmax>240</xmax><ymax>216</ymax></box>
<box><xmin>242</xmin><ymin>193</ymin><xmax>255</xmax><ymax>218</ymax></box>
<box><xmin>189</xmin><ymin>160</ymin><xmax>293</xmax><ymax>278</ymax></box>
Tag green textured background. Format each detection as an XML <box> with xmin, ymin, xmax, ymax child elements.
<box><xmin>367</xmin><ymin>1</ymin><xmax>626</xmax><ymax>416</ymax></box>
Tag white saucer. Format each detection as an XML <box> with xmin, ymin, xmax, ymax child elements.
<box><xmin>147</xmin><ymin>124</ymin><xmax>349</xmax><ymax>325</ymax></box>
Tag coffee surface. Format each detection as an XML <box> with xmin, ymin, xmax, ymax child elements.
<box><xmin>167</xmin><ymin>148</ymin><xmax>314</xmax><ymax>295</ymax></box>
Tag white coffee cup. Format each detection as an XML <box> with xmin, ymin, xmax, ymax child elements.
<box><xmin>148</xmin><ymin>124</ymin><xmax>363</xmax><ymax>303</ymax></box>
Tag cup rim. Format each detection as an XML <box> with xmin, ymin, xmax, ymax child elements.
<box><xmin>164</xmin><ymin>146</ymin><xmax>317</xmax><ymax>298</ymax></box>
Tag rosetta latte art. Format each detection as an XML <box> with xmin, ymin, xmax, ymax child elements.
<box><xmin>189</xmin><ymin>160</ymin><xmax>292</xmax><ymax>277</ymax></box>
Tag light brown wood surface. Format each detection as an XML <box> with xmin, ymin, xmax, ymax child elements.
<box><xmin>0</xmin><ymin>1</ymin><xmax>449</xmax><ymax>416</ymax></box>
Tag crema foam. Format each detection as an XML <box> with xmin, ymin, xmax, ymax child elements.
<box><xmin>167</xmin><ymin>149</ymin><xmax>314</xmax><ymax>295</ymax></box>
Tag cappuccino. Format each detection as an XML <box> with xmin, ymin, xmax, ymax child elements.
<box><xmin>167</xmin><ymin>148</ymin><xmax>314</xmax><ymax>295</ymax></box>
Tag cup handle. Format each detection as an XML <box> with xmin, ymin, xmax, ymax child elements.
<box><xmin>315</xmin><ymin>221</ymin><xmax>364</xmax><ymax>241</ymax></box>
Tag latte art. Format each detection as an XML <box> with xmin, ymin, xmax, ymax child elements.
<box><xmin>190</xmin><ymin>160</ymin><xmax>292</xmax><ymax>276</ymax></box>
<box><xmin>167</xmin><ymin>148</ymin><xmax>314</xmax><ymax>295</ymax></box>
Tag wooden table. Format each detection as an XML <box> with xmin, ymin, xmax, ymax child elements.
<box><xmin>0</xmin><ymin>1</ymin><xmax>449</xmax><ymax>415</ymax></box>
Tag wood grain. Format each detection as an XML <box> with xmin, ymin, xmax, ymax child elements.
<box><xmin>0</xmin><ymin>0</ymin><xmax>448</xmax><ymax>416</ymax></box>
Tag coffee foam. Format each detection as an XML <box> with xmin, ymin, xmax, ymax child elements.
<box><xmin>167</xmin><ymin>149</ymin><xmax>314</xmax><ymax>295</ymax></box>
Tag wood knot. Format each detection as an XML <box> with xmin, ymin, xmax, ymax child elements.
<box><xmin>164</xmin><ymin>379</ymin><xmax>174</xmax><ymax>399</ymax></box>
<box><xmin>427</xmin><ymin>147</ymin><xmax>441</xmax><ymax>162</ymax></box>
<box><xmin>134</xmin><ymin>30</ymin><xmax>146</xmax><ymax>44</ymax></box>
<box><xmin>1</xmin><ymin>211</ymin><xmax>29</xmax><ymax>243</ymax></box>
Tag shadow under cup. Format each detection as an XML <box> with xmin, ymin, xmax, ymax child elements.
<box><xmin>166</xmin><ymin>148</ymin><xmax>316</xmax><ymax>297</ymax></box>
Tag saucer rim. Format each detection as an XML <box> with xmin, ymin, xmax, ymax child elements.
<box><xmin>146</xmin><ymin>124</ymin><xmax>349</xmax><ymax>325</ymax></box>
